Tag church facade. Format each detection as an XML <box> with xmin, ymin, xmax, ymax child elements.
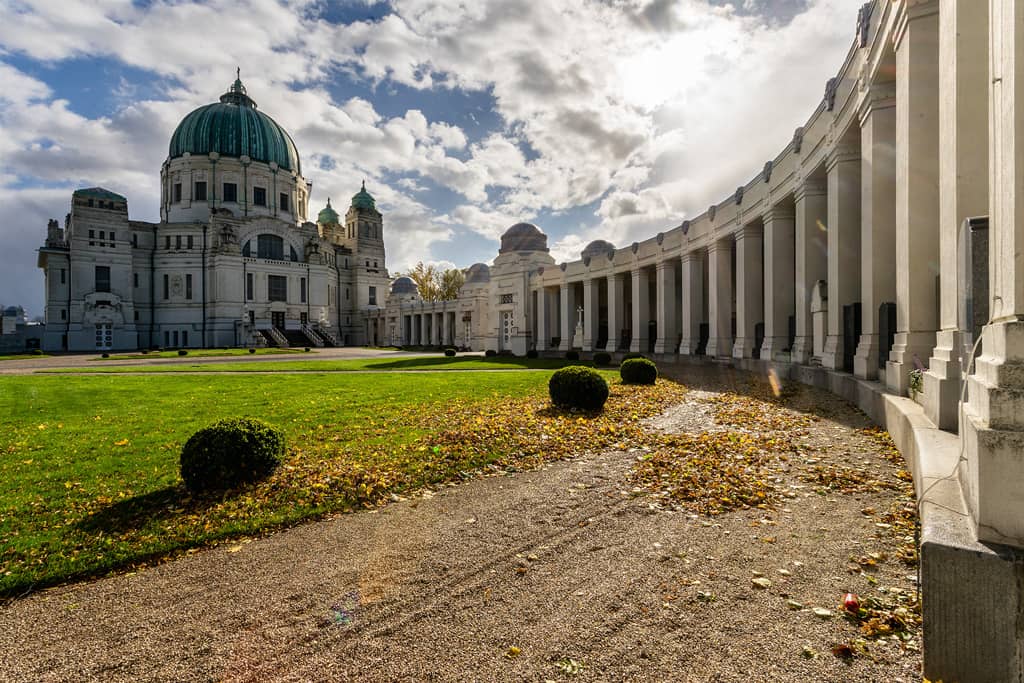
<box><xmin>37</xmin><ymin>76</ymin><xmax>391</xmax><ymax>352</ymax></box>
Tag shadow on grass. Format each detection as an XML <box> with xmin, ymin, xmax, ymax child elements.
<box><xmin>77</xmin><ymin>484</ymin><xmax>222</xmax><ymax>534</ymax></box>
<box><xmin>362</xmin><ymin>355</ymin><xmax>570</xmax><ymax>371</ymax></box>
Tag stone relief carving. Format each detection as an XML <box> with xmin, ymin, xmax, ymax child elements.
<box><xmin>763</xmin><ymin>161</ymin><xmax>773</xmax><ymax>183</ymax></box>
<box><xmin>734</xmin><ymin>186</ymin><xmax>744</xmax><ymax>205</ymax></box>
<box><xmin>656</xmin><ymin>232</ymin><xmax>664</xmax><ymax>245</ymax></box>
<box><xmin>793</xmin><ymin>127</ymin><xmax>804</xmax><ymax>154</ymax></box>
<box><xmin>857</xmin><ymin>2</ymin><xmax>874</xmax><ymax>48</ymax></box>
<box><xmin>681</xmin><ymin>220</ymin><xmax>690</xmax><ymax>235</ymax></box>
<box><xmin>825</xmin><ymin>77</ymin><xmax>838</xmax><ymax>111</ymax></box>
<box><xmin>708</xmin><ymin>205</ymin><xmax>717</xmax><ymax>222</ymax></box>
<box><xmin>630</xmin><ymin>242</ymin><xmax>639</xmax><ymax>254</ymax></box>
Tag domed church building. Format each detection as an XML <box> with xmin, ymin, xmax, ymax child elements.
<box><xmin>37</xmin><ymin>74</ymin><xmax>391</xmax><ymax>351</ymax></box>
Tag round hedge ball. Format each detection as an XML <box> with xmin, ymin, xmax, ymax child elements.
<box><xmin>620</xmin><ymin>357</ymin><xmax>658</xmax><ymax>385</ymax></box>
<box><xmin>549</xmin><ymin>366</ymin><xmax>609</xmax><ymax>411</ymax></box>
<box><xmin>593</xmin><ymin>351</ymin><xmax>612</xmax><ymax>366</ymax></box>
<box><xmin>444</xmin><ymin>348</ymin><xmax>457</xmax><ymax>357</ymax></box>
<box><xmin>180</xmin><ymin>417</ymin><xmax>285</xmax><ymax>494</ymax></box>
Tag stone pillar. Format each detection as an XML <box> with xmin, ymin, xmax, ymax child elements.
<box><xmin>923</xmin><ymin>0</ymin><xmax>990</xmax><ymax>429</ymax></box>
<box><xmin>607</xmin><ymin>273</ymin><xmax>625</xmax><ymax>352</ymax></box>
<box><xmin>886</xmin><ymin>2</ymin><xmax>941</xmax><ymax>394</ymax></box>
<box><xmin>629</xmin><ymin>268</ymin><xmax>650</xmax><ymax>353</ymax></box>
<box><xmin>854</xmin><ymin>86</ymin><xmax>898</xmax><ymax>379</ymax></box>
<box><xmin>733</xmin><ymin>224</ymin><xmax>764</xmax><ymax>359</ymax></box>
<box><xmin>821</xmin><ymin>146</ymin><xmax>862</xmax><ymax>371</ymax></box>
<box><xmin>436</xmin><ymin>312</ymin><xmax>444</xmax><ymax>346</ymax></box>
<box><xmin>962</xmin><ymin>0</ymin><xmax>1024</xmax><ymax>549</ymax></box>
<box><xmin>559</xmin><ymin>283</ymin><xmax>572</xmax><ymax>351</ymax></box>
<box><xmin>583</xmin><ymin>278</ymin><xmax>600</xmax><ymax>351</ymax></box>
<box><xmin>421</xmin><ymin>312</ymin><xmax>429</xmax><ymax>347</ymax></box>
<box><xmin>792</xmin><ymin>181</ymin><xmax>829</xmax><ymax>363</ymax></box>
<box><xmin>535</xmin><ymin>288</ymin><xmax>548</xmax><ymax>351</ymax></box>
<box><xmin>706</xmin><ymin>240</ymin><xmax>733</xmax><ymax>358</ymax></box>
<box><xmin>654</xmin><ymin>260</ymin><xmax>678</xmax><ymax>354</ymax></box>
<box><xmin>679</xmin><ymin>251</ymin><xmax>704</xmax><ymax>355</ymax></box>
<box><xmin>762</xmin><ymin>206</ymin><xmax>795</xmax><ymax>360</ymax></box>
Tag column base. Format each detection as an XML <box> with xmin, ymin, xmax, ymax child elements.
<box><xmin>790</xmin><ymin>336</ymin><xmax>812</xmax><ymax>364</ymax></box>
<box><xmin>820</xmin><ymin>334</ymin><xmax>844</xmax><ymax>371</ymax></box>
<box><xmin>885</xmin><ymin>330</ymin><xmax>937</xmax><ymax>394</ymax></box>
<box><xmin>731</xmin><ymin>337</ymin><xmax>756</xmax><ymax>359</ymax></box>
<box><xmin>853</xmin><ymin>333</ymin><xmax>880</xmax><ymax>380</ymax></box>
<box><xmin>653</xmin><ymin>338</ymin><xmax>674</xmax><ymax>354</ymax></box>
<box><xmin>962</xmin><ymin>406</ymin><xmax>1024</xmax><ymax>547</ymax></box>
<box><xmin>678</xmin><ymin>337</ymin><xmax>701</xmax><ymax>356</ymax></box>
<box><xmin>706</xmin><ymin>337</ymin><xmax>732</xmax><ymax>358</ymax></box>
<box><xmin>760</xmin><ymin>336</ymin><xmax>789</xmax><ymax>362</ymax></box>
<box><xmin>629</xmin><ymin>336</ymin><xmax>650</xmax><ymax>354</ymax></box>
<box><xmin>923</xmin><ymin>330</ymin><xmax>965</xmax><ymax>431</ymax></box>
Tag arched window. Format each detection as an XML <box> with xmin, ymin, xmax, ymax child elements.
<box><xmin>242</xmin><ymin>240</ymin><xmax>251</xmax><ymax>257</ymax></box>
<box><xmin>290</xmin><ymin>246</ymin><xmax>298</xmax><ymax>262</ymax></box>
<box><xmin>257</xmin><ymin>234</ymin><xmax>284</xmax><ymax>260</ymax></box>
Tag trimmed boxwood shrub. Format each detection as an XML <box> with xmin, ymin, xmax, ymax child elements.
<box><xmin>248</xmin><ymin>348</ymin><xmax>256</xmax><ymax>354</ymax></box>
<box><xmin>620</xmin><ymin>357</ymin><xmax>658</xmax><ymax>385</ymax></box>
<box><xmin>444</xmin><ymin>348</ymin><xmax>457</xmax><ymax>357</ymax></box>
<box><xmin>565</xmin><ymin>350</ymin><xmax>580</xmax><ymax>361</ymax></box>
<box><xmin>179</xmin><ymin>417</ymin><xmax>285</xmax><ymax>494</ymax></box>
<box><xmin>526</xmin><ymin>349</ymin><xmax>538</xmax><ymax>359</ymax></box>
<box><xmin>485</xmin><ymin>349</ymin><xmax>497</xmax><ymax>357</ymax></box>
<box><xmin>304</xmin><ymin>347</ymin><xmax>311</xmax><ymax>352</ymax></box>
<box><xmin>593</xmin><ymin>351</ymin><xmax>612</xmax><ymax>366</ymax></box>
<box><xmin>178</xmin><ymin>349</ymin><xmax>188</xmax><ymax>356</ymax></box>
<box><xmin>101</xmin><ymin>352</ymin><xmax>109</xmax><ymax>359</ymax></box>
<box><xmin>549</xmin><ymin>366</ymin><xmax>609</xmax><ymax>411</ymax></box>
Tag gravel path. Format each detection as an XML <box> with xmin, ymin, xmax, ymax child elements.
<box><xmin>0</xmin><ymin>366</ymin><xmax>921</xmax><ymax>682</ymax></box>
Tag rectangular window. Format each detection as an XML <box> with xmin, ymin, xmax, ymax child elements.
<box><xmin>368</xmin><ymin>286</ymin><xmax>377</xmax><ymax>306</ymax></box>
<box><xmin>182</xmin><ymin>331</ymin><xmax>188</xmax><ymax>347</ymax></box>
<box><xmin>279</xmin><ymin>193</ymin><xmax>289</xmax><ymax>212</ymax></box>
<box><xmin>60</xmin><ymin>268</ymin><xmax>66</xmax><ymax>284</ymax></box>
<box><xmin>246</xmin><ymin>272</ymin><xmax>254</xmax><ymax>301</ymax></box>
<box><xmin>173</xmin><ymin>183</ymin><xmax>182</xmax><ymax>203</ymax></box>
<box><xmin>194</xmin><ymin>181</ymin><xmax>207</xmax><ymax>201</ymax></box>
<box><xmin>88</xmin><ymin>229</ymin><xmax>95</xmax><ymax>247</ymax></box>
<box><xmin>132</xmin><ymin>233</ymin><xmax>138</xmax><ymax>248</ymax></box>
<box><xmin>300</xmin><ymin>277</ymin><xmax>306</xmax><ymax>303</ymax></box>
<box><xmin>253</xmin><ymin>187</ymin><xmax>266</xmax><ymax>206</ymax></box>
<box><xmin>185</xmin><ymin>273</ymin><xmax>192</xmax><ymax>300</ymax></box>
<box><xmin>110</xmin><ymin>232</ymin><xmax>115</xmax><ymax>245</ymax></box>
<box><xmin>133</xmin><ymin>272</ymin><xmax>138</xmax><ymax>288</ymax></box>
<box><xmin>268</xmin><ymin>275</ymin><xmax>287</xmax><ymax>302</ymax></box>
<box><xmin>223</xmin><ymin>182</ymin><xmax>237</xmax><ymax>203</ymax></box>
<box><xmin>164</xmin><ymin>331</ymin><xmax>170</xmax><ymax>347</ymax></box>
<box><xmin>163</xmin><ymin>273</ymin><xmax>169</xmax><ymax>300</ymax></box>
<box><xmin>176</xmin><ymin>235</ymin><xmax>182</xmax><ymax>250</ymax></box>
<box><xmin>165</xmin><ymin>235</ymin><xmax>171</xmax><ymax>250</ymax></box>
<box><xmin>95</xmin><ymin>265</ymin><xmax>110</xmax><ymax>293</ymax></box>
<box><xmin>187</xmin><ymin>235</ymin><xmax>194</xmax><ymax>250</ymax></box>
<box><xmin>173</xmin><ymin>330</ymin><xmax>179</xmax><ymax>347</ymax></box>
<box><xmin>100</xmin><ymin>231</ymin><xmax>105</xmax><ymax>241</ymax></box>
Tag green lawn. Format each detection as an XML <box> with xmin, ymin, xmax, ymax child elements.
<box><xmin>44</xmin><ymin>355</ymin><xmax>579</xmax><ymax>373</ymax></box>
<box><xmin>92</xmin><ymin>348</ymin><xmax>309</xmax><ymax>360</ymax></box>
<box><xmin>0</xmin><ymin>366</ymin><xmax>674</xmax><ymax>598</ymax></box>
<box><xmin>0</xmin><ymin>353</ymin><xmax>48</xmax><ymax>361</ymax></box>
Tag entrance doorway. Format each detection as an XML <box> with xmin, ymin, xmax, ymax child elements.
<box><xmin>271</xmin><ymin>311</ymin><xmax>285</xmax><ymax>329</ymax></box>
<box><xmin>500</xmin><ymin>311</ymin><xmax>513</xmax><ymax>350</ymax></box>
<box><xmin>95</xmin><ymin>323</ymin><xmax>112</xmax><ymax>350</ymax></box>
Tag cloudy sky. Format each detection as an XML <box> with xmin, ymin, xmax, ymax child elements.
<box><xmin>0</xmin><ymin>0</ymin><xmax>861</xmax><ymax>316</ymax></box>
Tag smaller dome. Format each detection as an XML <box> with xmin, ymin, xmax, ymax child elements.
<box><xmin>390</xmin><ymin>276</ymin><xmax>418</xmax><ymax>295</ymax></box>
<box><xmin>499</xmin><ymin>222</ymin><xmax>548</xmax><ymax>254</ymax></box>
<box><xmin>317</xmin><ymin>198</ymin><xmax>339</xmax><ymax>225</ymax></box>
<box><xmin>351</xmin><ymin>181</ymin><xmax>376</xmax><ymax>211</ymax></box>
<box><xmin>465</xmin><ymin>263</ymin><xmax>491</xmax><ymax>284</ymax></box>
<box><xmin>581</xmin><ymin>239</ymin><xmax>615</xmax><ymax>260</ymax></box>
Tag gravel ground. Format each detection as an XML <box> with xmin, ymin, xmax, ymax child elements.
<box><xmin>0</xmin><ymin>365</ymin><xmax>922</xmax><ymax>682</ymax></box>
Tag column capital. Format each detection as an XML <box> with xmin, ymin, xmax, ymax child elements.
<box><xmin>763</xmin><ymin>205</ymin><xmax>795</xmax><ymax>222</ymax></box>
<box><xmin>858</xmin><ymin>83</ymin><xmax>897</xmax><ymax>123</ymax></box>
<box><xmin>826</xmin><ymin>144</ymin><xmax>860</xmax><ymax>171</ymax></box>
<box><xmin>794</xmin><ymin>179</ymin><xmax>827</xmax><ymax>202</ymax></box>
<box><xmin>655</xmin><ymin>259</ymin><xmax>675</xmax><ymax>273</ymax></box>
<box><xmin>707</xmin><ymin>238</ymin><xmax>732</xmax><ymax>254</ymax></box>
<box><xmin>893</xmin><ymin>0</ymin><xmax>939</xmax><ymax>51</ymax></box>
<box><xmin>679</xmin><ymin>250</ymin><xmax>701</xmax><ymax>264</ymax></box>
<box><xmin>734</xmin><ymin>223</ymin><xmax>763</xmax><ymax>241</ymax></box>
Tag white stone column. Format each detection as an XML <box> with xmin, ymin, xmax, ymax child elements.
<box><xmin>854</xmin><ymin>86</ymin><xmax>898</xmax><ymax>380</ymax></box>
<box><xmin>762</xmin><ymin>206</ymin><xmax>795</xmax><ymax>360</ymax></box>
<box><xmin>435</xmin><ymin>312</ymin><xmax>444</xmax><ymax>346</ymax></box>
<box><xmin>886</xmin><ymin>1</ymin><xmax>941</xmax><ymax>394</ymax></box>
<box><xmin>679</xmin><ymin>251</ymin><xmax>704</xmax><ymax>355</ymax></box>
<box><xmin>792</xmin><ymin>181</ymin><xmax>828</xmax><ymax>363</ymax></box>
<box><xmin>607</xmin><ymin>273</ymin><xmax>625</xmax><ymax>351</ymax></box>
<box><xmin>924</xmin><ymin>0</ymin><xmax>990</xmax><ymax>429</ymax></box>
<box><xmin>962</xmin><ymin>0</ymin><xmax>1024</xmax><ymax>548</ymax></box>
<box><xmin>706</xmin><ymin>240</ymin><xmax>734</xmax><ymax>358</ymax></box>
<box><xmin>733</xmin><ymin>224</ymin><xmax>764</xmax><ymax>359</ymax></box>
<box><xmin>535</xmin><ymin>287</ymin><xmax>548</xmax><ymax>351</ymax></box>
<box><xmin>654</xmin><ymin>260</ymin><xmax>678</xmax><ymax>354</ymax></box>
<box><xmin>821</xmin><ymin>145</ymin><xmax>863</xmax><ymax>371</ymax></box>
<box><xmin>629</xmin><ymin>268</ymin><xmax>650</xmax><ymax>353</ymax></box>
<box><xmin>559</xmin><ymin>283</ymin><xmax>572</xmax><ymax>351</ymax></box>
<box><xmin>583</xmin><ymin>278</ymin><xmax>599</xmax><ymax>351</ymax></box>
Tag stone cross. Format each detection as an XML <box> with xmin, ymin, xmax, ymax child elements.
<box><xmin>576</xmin><ymin>305</ymin><xmax>584</xmax><ymax>326</ymax></box>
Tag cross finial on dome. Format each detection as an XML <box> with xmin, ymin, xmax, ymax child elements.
<box><xmin>327</xmin><ymin>197</ymin><xmax>331</xmax><ymax>207</ymax></box>
<box><xmin>361</xmin><ymin>180</ymin><xmax>366</xmax><ymax>191</ymax></box>
<box><xmin>237</xmin><ymin>66</ymin><xmax>240</xmax><ymax>80</ymax></box>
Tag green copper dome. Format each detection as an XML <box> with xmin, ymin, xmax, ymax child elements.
<box><xmin>168</xmin><ymin>74</ymin><xmax>301</xmax><ymax>174</ymax></box>
<box><xmin>317</xmin><ymin>198</ymin><xmax>339</xmax><ymax>224</ymax></box>
<box><xmin>351</xmin><ymin>181</ymin><xmax>376</xmax><ymax>211</ymax></box>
